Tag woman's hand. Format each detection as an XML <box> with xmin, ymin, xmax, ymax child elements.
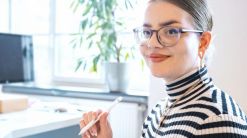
<box><xmin>79</xmin><ymin>109</ymin><xmax>113</xmax><ymax>138</ymax></box>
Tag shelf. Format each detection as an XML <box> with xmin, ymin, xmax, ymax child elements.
<box><xmin>2</xmin><ymin>82</ymin><xmax>148</xmax><ymax>105</ymax></box>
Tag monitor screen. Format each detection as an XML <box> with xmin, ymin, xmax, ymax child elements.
<box><xmin>0</xmin><ymin>33</ymin><xmax>34</xmax><ymax>83</ymax></box>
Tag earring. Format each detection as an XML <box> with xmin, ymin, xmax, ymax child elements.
<box><xmin>198</xmin><ymin>51</ymin><xmax>206</xmax><ymax>83</ymax></box>
<box><xmin>199</xmin><ymin>51</ymin><xmax>204</xmax><ymax>69</ymax></box>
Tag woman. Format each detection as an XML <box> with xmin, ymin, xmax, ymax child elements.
<box><xmin>80</xmin><ymin>0</ymin><xmax>247</xmax><ymax>137</ymax></box>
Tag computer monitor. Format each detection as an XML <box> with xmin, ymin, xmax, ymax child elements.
<box><xmin>0</xmin><ymin>33</ymin><xmax>34</xmax><ymax>83</ymax></box>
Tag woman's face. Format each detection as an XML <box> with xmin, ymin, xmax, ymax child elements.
<box><xmin>140</xmin><ymin>1</ymin><xmax>201</xmax><ymax>82</ymax></box>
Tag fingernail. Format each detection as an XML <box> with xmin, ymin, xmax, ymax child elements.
<box><xmin>93</xmin><ymin>130</ymin><xmax>97</xmax><ymax>136</ymax></box>
<box><xmin>92</xmin><ymin>133</ymin><xmax>97</xmax><ymax>137</ymax></box>
<box><xmin>90</xmin><ymin>130</ymin><xmax>94</xmax><ymax>136</ymax></box>
<box><xmin>86</xmin><ymin>132</ymin><xmax>90</xmax><ymax>138</ymax></box>
<box><xmin>90</xmin><ymin>131</ymin><xmax>96</xmax><ymax>137</ymax></box>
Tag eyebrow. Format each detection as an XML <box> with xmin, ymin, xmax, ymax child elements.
<box><xmin>143</xmin><ymin>20</ymin><xmax>180</xmax><ymax>27</ymax></box>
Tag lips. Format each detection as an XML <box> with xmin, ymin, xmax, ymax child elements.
<box><xmin>148</xmin><ymin>53</ymin><xmax>170</xmax><ymax>63</ymax></box>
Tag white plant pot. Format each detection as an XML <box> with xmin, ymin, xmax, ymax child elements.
<box><xmin>105</xmin><ymin>62</ymin><xmax>130</xmax><ymax>92</ymax></box>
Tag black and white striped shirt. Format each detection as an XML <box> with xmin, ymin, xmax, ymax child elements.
<box><xmin>142</xmin><ymin>67</ymin><xmax>247</xmax><ymax>138</ymax></box>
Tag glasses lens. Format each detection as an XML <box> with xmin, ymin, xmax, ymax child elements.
<box><xmin>158</xmin><ymin>27</ymin><xmax>180</xmax><ymax>47</ymax></box>
<box><xmin>134</xmin><ymin>28</ymin><xmax>151</xmax><ymax>44</ymax></box>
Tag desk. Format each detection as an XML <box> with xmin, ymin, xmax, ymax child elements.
<box><xmin>0</xmin><ymin>100</ymin><xmax>82</xmax><ymax>138</ymax></box>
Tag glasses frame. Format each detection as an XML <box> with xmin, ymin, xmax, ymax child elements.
<box><xmin>133</xmin><ymin>26</ymin><xmax>203</xmax><ymax>47</ymax></box>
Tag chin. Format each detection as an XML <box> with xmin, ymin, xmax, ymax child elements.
<box><xmin>149</xmin><ymin>65</ymin><xmax>177</xmax><ymax>81</ymax></box>
<box><xmin>152</xmin><ymin>73</ymin><xmax>165</xmax><ymax>78</ymax></box>
<box><xmin>152</xmin><ymin>72</ymin><xmax>175</xmax><ymax>83</ymax></box>
<box><xmin>150</xmin><ymin>68</ymin><xmax>170</xmax><ymax>78</ymax></box>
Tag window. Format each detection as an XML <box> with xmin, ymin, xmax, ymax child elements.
<box><xmin>2</xmin><ymin>0</ymin><xmax>149</xmax><ymax>91</ymax></box>
<box><xmin>6</xmin><ymin>0</ymin><xmax>53</xmax><ymax>84</ymax></box>
<box><xmin>11</xmin><ymin>0</ymin><xmax>50</xmax><ymax>34</ymax></box>
<box><xmin>53</xmin><ymin>0</ymin><xmax>106</xmax><ymax>84</ymax></box>
<box><xmin>54</xmin><ymin>0</ymin><xmax>149</xmax><ymax>91</ymax></box>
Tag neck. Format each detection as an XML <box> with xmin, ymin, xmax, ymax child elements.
<box><xmin>165</xmin><ymin>66</ymin><xmax>209</xmax><ymax>105</ymax></box>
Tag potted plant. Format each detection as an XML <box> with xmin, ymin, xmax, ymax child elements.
<box><xmin>70</xmin><ymin>0</ymin><xmax>137</xmax><ymax>92</ymax></box>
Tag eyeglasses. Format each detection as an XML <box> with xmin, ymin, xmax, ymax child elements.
<box><xmin>133</xmin><ymin>26</ymin><xmax>203</xmax><ymax>47</ymax></box>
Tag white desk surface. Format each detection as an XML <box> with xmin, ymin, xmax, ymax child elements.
<box><xmin>0</xmin><ymin>97</ymin><xmax>83</xmax><ymax>138</ymax></box>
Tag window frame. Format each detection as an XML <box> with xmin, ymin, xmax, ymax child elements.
<box><xmin>4</xmin><ymin>0</ymin><xmax>149</xmax><ymax>91</ymax></box>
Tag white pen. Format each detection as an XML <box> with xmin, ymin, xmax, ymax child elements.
<box><xmin>78</xmin><ymin>96</ymin><xmax>123</xmax><ymax>135</ymax></box>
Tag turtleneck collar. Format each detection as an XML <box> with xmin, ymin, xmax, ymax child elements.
<box><xmin>165</xmin><ymin>67</ymin><xmax>210</xmax><ymax>104</ymax></box>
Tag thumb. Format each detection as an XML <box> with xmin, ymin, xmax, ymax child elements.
<box><xmin>99</xmin><ymin>112</ymin><xmax>111</xmax><ymax>131</ymax></box>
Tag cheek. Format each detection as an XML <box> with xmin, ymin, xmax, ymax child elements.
<box><xmin>185</xmin><ymin>37</ymin><xmax>200</xmax><ymax>59</ymax></box>
<box><xmin>177</xmin><ymin>36</ymin><xmax>200</xmax><ymax>64</ymax></box>
<box><xmin>139</xmin><ymin>46</ymin><xmax>150</xmax><ymax>66</ymax></box>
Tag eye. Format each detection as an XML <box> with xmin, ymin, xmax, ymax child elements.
<box><xmin>142</xmin><ymin>29</ymin><xmax>152</xmax><ymax>38</ymax></box>
<box><xmin>166</xmin><ymin>28</ymin><xmax>180</xmax><ymax>35</ymax></box>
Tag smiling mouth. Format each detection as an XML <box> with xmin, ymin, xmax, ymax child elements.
<box><xmin>148</xmin><ymin>54</ymin><xmax>170</xmax><ymax>63</ymax></box>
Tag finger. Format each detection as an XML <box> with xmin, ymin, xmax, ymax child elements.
<box><xmin>94</xmin><ymin>109</ymin><xmax>102</xmax><ymax>132</ymax></box>
<box><xmin>88</xmin><ymin>111</ymin><xmax>93</xmax><ymax>121</ymax></box>
<box><xmin>90</xmin><ymin>110</ymin><xmax>103</xmax><ymax>136</ymax></box>
<box><xmin>81</xmin><ymin>119</ymin><xmax>91</xmax><ymax>138</ymax></box>
<box><xmin>98</xmin><ymin>112</ymin><xmax>112</xmax><ymax>137</ymax></box>
<box><xmin>79</xmin><ymin>116</ymin><xmax>86</xmax><ymax>137</ymax></box>
<box><xmin>79</xmin><ymin>118</ymin><xmax>85</xmax><ymax>128</ymax></box>
<box><xmin>83</xmin><ymin>112</ymin><xmax>89</xmax><ymax>124</ymax></box>
<box><xmin>82</xmin><ymin>112</ymin><xmax>93</xmax><ymax>137</ymax></box>
<box><xmin>79</xmin><ymin>112</ymin><xmax>86</xmax><ymax>128</ymax></box>
<box><xmin>99</xmin><ymin>112</ymin><xmax>110</xmax><ymax>131</ymax></box>
<box><xmin>82</xmin><ymin>110</ymin><xmax>102</xmax><ymax>137</ymax></box>
<box><xmin>87</xmin><ymin>111</ymin><xmax>95</xmax><ymax>136</ymax></box>
<box><xmin>91</xmin><ymin>111</ymin><xmax>98</xmax><ymax>136</ymax></box>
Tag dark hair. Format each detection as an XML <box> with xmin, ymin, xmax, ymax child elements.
<box><xmin>149</xmin><ymin>0</ymin><xmax>213</xmax><ymax>32</ymax></box>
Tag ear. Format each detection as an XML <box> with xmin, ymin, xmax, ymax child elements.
<box><xmin>198</xmin><ymin>31</ymin><xmax>212</xmax><ymax>59</ymax></box>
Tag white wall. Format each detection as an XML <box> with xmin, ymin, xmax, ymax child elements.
<box><xmin>148</xmin><ymin>0</ymin><xmax>247</xmax><ymax>113</ymax></box>
<box><xmin>0</xmin><ymin>0</ymin><xmax>9</xmax><ymax>32</ymax></box>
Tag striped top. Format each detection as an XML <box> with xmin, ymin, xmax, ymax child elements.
<box><xmin>142</xmin><ymin>67</ymin><xmax>247</xmax><ymax>138</ymax></box>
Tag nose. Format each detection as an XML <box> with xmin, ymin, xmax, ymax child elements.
<box><xmin>147</xmin><ymin>31</ymin><xmax>163</xmax><ymax>48</ymax></box>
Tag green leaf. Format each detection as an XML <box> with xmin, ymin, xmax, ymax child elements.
<box><xmin>81</xmin><ymin>19</ymin><xmax>88</xmax><ymax>30</ymax></box>
<box><xmin>79</xmin><ymin>0</ymin><xmax>85</xmax><ymax>4</ymax></box>
<box><xmin>126</xmin><ymin>0</ymin><xmax>133</xmax><ymax>9</ymax></box>
<box><xmin>82</xmin><ymin>4</ymin><xmax>92</xmax><ymax>16</ymax></box>
<box><xmin>116</xmin><ymin>21</ymin><xmax>123</xmax><ymax>26</ymax></box>
<box><xmin>69</xmin><ymin>0</ymin><xmax>75</xmax><ymax>9</ymax></box>
<box><xmin>86</xmin><ymin>32</ymin><xmax>96</xmax><ymax>40</ymax></box>
<box><xmin>141</xmin><ymin>59</ymin><xmax>145</xmax><ymax>71</ymax></box>
<box><xmin>75</xmin><ymin>59</ymin><xmax>83</xmax><ymax>71</ymax></box>
<box><xmin>130</xmin><ymin>46</ymin><xmax>136</xmax><ymax>58</ymax></box>
<box><xmin>92</xmin><ymin>55</ymin><xmax>101</xmax><ymax>72</ymax></box>
<box><xmin>79</xmin><ymin>35</ymin><xmax>83</xmax><ymax>47</ymax></box>
<box><xmin>69</xmin><ymin>38</ymin><xmax>76</xmax><ymax>45</ymax></box>
<box><xmin>125</xmin><ymin>53</ymin><xmax>129</xmax><ymax>61</ymax></box>
<box><xmin>69</xmin><ymin>38</ymin><xmax>77</xmax><ymax>48</ymax></box>
<box><xmin>124</xmin><ymin>0</ymin><xmax>128</xmax><ymax>9</ymax></box>
<box><xmin>101</xmin><ymin>22</ymin><xmax>108</xmax><ymax>29</ymax></box>
<box><xmin>82</xmin><ymin>61</ymin><xmax>87</xmax><ymax>70</ymax></box>
<box><xmin>70</xmin><ymin>0</ymin><xmax>140</xmax><ymax>72</ymax></box>
<box><xmin>72</xmin><ymin>1</ymin><xmax>80</xmax><ymax>13</ymax></box>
